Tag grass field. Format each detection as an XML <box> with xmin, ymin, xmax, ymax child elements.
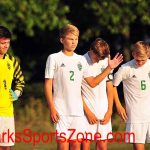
<box><xmin>13</xmin><ymin>97</ymin><xmax>150</xmax><ymax>150</ymax></box>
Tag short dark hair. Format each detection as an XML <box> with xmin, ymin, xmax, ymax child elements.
<box><xmin>90</xmin><ymin>38</ymin><xmax>110</xmax><ymax>60</ymax></box>
<box><xmin>0</xmin><ymin>26</ymin><xmax>11</xmax><ymax>39</ymax></box>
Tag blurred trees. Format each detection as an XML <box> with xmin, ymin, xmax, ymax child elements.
<box><xmin>0</xmin><ymin>0</ymin><xmax>69</xmax><ymax>81</ymax></box>
<box><xmin>0</xmin><ymin>0</ymin><xmax>150</xmax><ymax>82</ymax></box>
<box><xmin>65</xmin><ymin>0</ymin><xmax>150</xmax><ymax>40</ymax></box>
<box><xmin>64</xmin><ymin>0</ymin><xmax>150</xmax><ymax>59</ymax></box>
<box><xmin>0</xmin><ymin>0</ymin><xmax>69</xmax><ymax>37</ymax></box>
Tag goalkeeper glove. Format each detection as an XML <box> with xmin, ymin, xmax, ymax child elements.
<box><xmin>9</xmin><ymin>89</ymin><xmax>19</xmax><ymax>101</ymax></box>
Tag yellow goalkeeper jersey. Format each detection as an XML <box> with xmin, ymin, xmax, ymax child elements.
<box><xmin>0</xmin><ymin>54</ymin><xmax>25</xmax><ymax>116</ymax></box>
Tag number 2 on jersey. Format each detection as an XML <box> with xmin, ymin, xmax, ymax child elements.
<box><xmin>70</xmin><ymin>71</ymin><xmax>74</xmax><ymax>81</ymax></box>
<box><xmin>141</xmin><ymin>80</ymin><xmax>146</xmax><ymax>90</ymax></box>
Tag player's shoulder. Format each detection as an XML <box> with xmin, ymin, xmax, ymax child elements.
<box><xmin>97</xmin><ymin>57</ymin><xmax>108</xmax><ymax>67</ymax></box>
<box><xmin>75</xmin><ymin>53</ymin><xmax>86</xmax><ymax>60</ymax></box>
<box><xmin>102</xmin><ymin>57</ymin><xmax>108</xmax><ymax>64</ymax></box>
<box><xmin>82</xmin><ymin>52</ymin><xmax>91</xmax><ymax>63</ymax></box>
<box><xmin>74</xmin><ymin>53</ymin><xmax>89</xmax><ymax>68</ymax></box>
<box><xmin>75</xmin><ymin>52</ymin><xmax>83</xmax><ymax>57</ymax></box>
<box><xmin>5</xmin><ymin>54</ymin><xmax>17</xmax><ymax>62</ymax></box>
<box><xmin>121</xmin><ymin>59</ymin><xmax>134</xmax><ymax>68</ymax></box>
<box><xmin>83</xmin><ymin>52</ymin><xmax>88</xmax><ymax>58</ymax></box>
<box><xmin>117</xmin><ymin>60</ymin><xmax>135</xmax><ymax>74</ymax></box>
<box><xmin>47</xmin><ymin>51</ymin><xmax>62</xmax><ymax>60</ymax></box>
<box><xmin>147</xmin><ymin>59</ymin><xmax>150</xmax><ymax>65</ymax></box>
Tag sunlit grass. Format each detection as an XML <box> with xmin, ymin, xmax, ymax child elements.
<box><xmin>13</xmin><ymin>97</ymin><xmax>150</xmax><ymax>150</ymax></box>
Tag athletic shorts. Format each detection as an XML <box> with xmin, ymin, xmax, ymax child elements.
<box><xmin>56</xmin><ymin>116</ymin><xmax>87</xmax><ymax>141</ymax></box>
<box><xmin>125</xmin><ymin>123</ymin><xmax>150</xmax><ymax>143</ymax></box>
<box><xmin>84</xmin><ymin>116</ymin><xmax>113</xmax><ymax>141</ymax></box>
<box><xmin>0</xmin><ymin>116</ymin><xmax>15</xmax><ymax>146</ymax></box>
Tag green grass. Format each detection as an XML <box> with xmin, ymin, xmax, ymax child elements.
<box><xmin>13</xmin><ymin>98</ymin><xmax>150</xmax><ymax>150</ymax></box>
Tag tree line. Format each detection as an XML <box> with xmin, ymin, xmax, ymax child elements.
<box><xmin>1</xmin><ymin>0</ymin><xmax>150</xmax><ymax>82</ymax></box>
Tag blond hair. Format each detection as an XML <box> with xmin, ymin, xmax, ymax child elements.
<box><xmin>145</xmin><ymin>42</ymin><xmax>150</xmax><ymax>58</ymax></box>
<box><xmin>59</xmin><ymin>24</ymin><xmax>79</xmax><ymax>38</ymax></box>
<box><xmin>132</xmin><ymin>41</ymin><xmax>150</xmax><ymax>58</ymax></box>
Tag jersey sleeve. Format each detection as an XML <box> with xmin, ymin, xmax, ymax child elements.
<box><xmin>45</xmin><ymin>54</ymin><xmax>56</xmax><ymax>79</ymax></box>
<box><xmin>103</xmin><ymin>58</ymin><xmax>114</xmax><ymax>82</ymax></box>
<box><xmin>113</xmin><ymin>66</ymin><xmax>126</xmax><ymax>86</ymax></box>
<box><xmin>12</xmin><ymin>58</ymin><xmax>25</xmax><ymax>95</ymax></box>
<box><xmin>82</xmin><ymin>57</ymin><xmax>92</xmax><ymax>78</ymax></box>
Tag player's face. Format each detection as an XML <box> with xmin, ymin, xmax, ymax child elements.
<box><xmin>133</xmin><ymin>54</ymin><xmax>148</xmax><ymax>67</ymax></box>
<box><xmin>0</xmin><ymin>38</ymin><xmax>10</xmax><ymax>57</ymax></box>
<box><xmin>60</xmin><ymin>33</ymin><xmax>78</xmax><ymax>52</ymax></box>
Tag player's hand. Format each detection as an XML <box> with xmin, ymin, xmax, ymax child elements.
<box><xmin>50</xmin><ymin>107</ymin><xmax>60</xmax><ymax>124</ymax></box>
<box><xmin>85</xmin><ymin>110</ymin><xmax>99</xmax><ymax>124</ymax></box>
<box><xmin>116</xmin><ymin>104</ymin><xmax>128</xmax><ymax>122</ymax></box>
<box><xmin>108</xmin><ymin>53</ymin><xmax>123</xmax><ymax>69</ymax></box>
<box><xmin>100</xmin><ymin>110</ymin><xmax>112</xmax><ymax>125</ymax></box>
<box><xmin>9</xmin><ymin>89</ymin><xmax>18</xmax><ymax>101</ymax></box>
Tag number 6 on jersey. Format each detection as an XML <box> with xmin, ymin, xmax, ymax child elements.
<box><xmin>141</xmin><ymin>80</ymin><xmax>146</xmax><ymax>90</ymax></box>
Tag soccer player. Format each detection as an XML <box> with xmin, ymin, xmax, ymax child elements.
<box><xmin>44</xmin><ymin>24</ymin><xmax>123</xmax><ymax>150</ymax></box>
<box><xmin>0</xmin><ymin>26</ymin><xmax>25</xmax><ymax>150</ymax></box>
<box><xmin>113</xmin><ymin>41</ymin><xmax>150</xmax><ymax>150</ymax></box>
<box><xmin>81</xmin><ymin>38</ymin><xmax>115</xmax><ymax>150</ymax></box>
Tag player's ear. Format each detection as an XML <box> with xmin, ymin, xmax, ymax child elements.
<box><xmin>132</xmin><ymin>52</ymin><xmax>135</xmax><ymax>58</ymax></box>
<box><xmin>60</xmin><ymin>38</ymin><xmax>63</xmax><ymax>44</ymax></box>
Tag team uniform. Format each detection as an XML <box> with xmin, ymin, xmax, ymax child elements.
<box><xmin>113</xmin><ymin>59</ymin><xmax>150</xmax><ymax>143</ymax></box>
<box><xmin>82</xmin><ymin>52</ymin><xmax>113</xmax><ymax>141</ymax></box>
<box><xmin>0</xmin><ymin>54</ymin><xmax>25</xmax><ymax>146</ymax></box>
<box><xmin>45</xmin><ymin>51</ymin><xmax>91</xmax><ymax>139</ymax></box>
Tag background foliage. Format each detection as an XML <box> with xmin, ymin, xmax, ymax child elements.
<box><xmin>1</xmin><ymin>0</ymin><xmax>150</xmax><ymax>81</ymax></box>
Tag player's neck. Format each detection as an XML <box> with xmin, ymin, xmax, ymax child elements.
<box><xmin>62</xmin><ymin>50</ymin><xmax>74</xmax><ymax>56</ymax></box>
<box><xmin>0</xmin><ymin>54</ymin><xmax>4</xmax><ymax>59</ymax></box>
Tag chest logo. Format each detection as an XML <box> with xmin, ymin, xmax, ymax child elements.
<box><xmin>77</xmin><ymin>62</ymin><xmax>82</xmax><ymax>71</ymax></box>
<box><xmin>60</xmin><ymin>63</ymin><xmax>65</xmax><ymax>67</ymax></box>
<box><xmin>132</xmin><ymin>75</ymin><xmax>136</xmax><ymax>78</ymax></box>
<box><xmin>3</xmin><ymin>80</ymin><xmax>7</xmax><ymax>90</ymax></box>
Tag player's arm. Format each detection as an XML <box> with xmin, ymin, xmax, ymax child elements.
<box><xmin>45</xmin><ymin>55</ymin><xmax>59</xmax><ymax>123</ymax></box>
<box><xmin>100</xmin><ymin>81</ymin><xmax>113</xmax><ymax>125</ymax></box>
<box><xmin>85</xmin><ymin>66</ymin><xmax>112</xmax><ymax>88</ymax></box>
<box><xmin>11</xmin><ymin>58</ymin><xmax>25</xmax><ymax>100</ymax></box>
<box><xmin>84</xmin><ymin>53</ymin><xmax>123</xmax><ymax>88</ymax></box>
<box><xmin>82</xmin><ymin>97</ymin><xmax>99</xmax><ymax>124</ymax></box>
<box><xmin>113</xmin><ymin>87</ymin><xmax>127</xmax><ymax>122</ymax></box>
<box><xmin>44</xmin><ymin>78</ymin><xmax>60</xmax><ymax>123</ymax></box>
<box><xmin>113</xmin><ymin>65</ymin><xmax>128</xmax><ymax>121</ymax></box>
